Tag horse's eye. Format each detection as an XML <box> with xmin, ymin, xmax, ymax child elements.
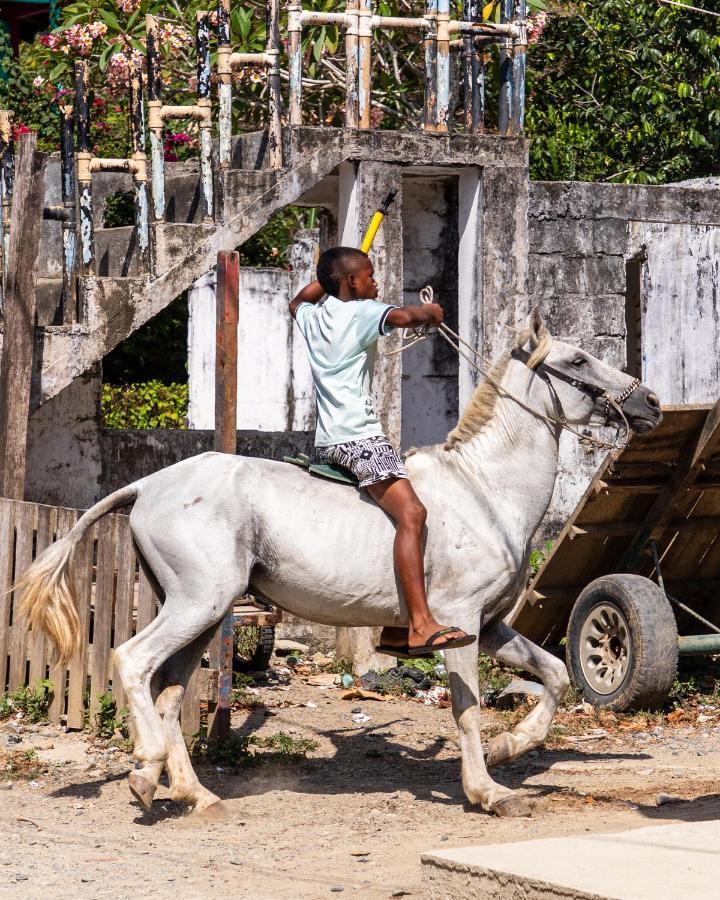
<box><xmin>572</xmin><ymin>357</ymin><xmax>586</xmax><ymax>367</ymax></box>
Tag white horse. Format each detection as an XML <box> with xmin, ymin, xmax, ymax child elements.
<box><xmin>19</xmin><ymin>310</ymin><xmax>662</xmax><ymax>818</ymax></box>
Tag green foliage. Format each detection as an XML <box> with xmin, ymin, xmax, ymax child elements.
<box><xmin>478</xmin><ymin>654</ymin><xmax>514</xmax><ymax>696</ymax></box>
<box><xmin>103</xmin><ymin>190</ymin><xmax>135</xmax><ymax>228</ymax></box>
<box><xmin>526</xmin><ymin>1</ymin><xmax>720</xmax><ymax>183</ymax></box>
<box><xmin>101</xmin><ymin>380</ymin><xmax>189</xmax><ymax>429</ymax></box>
<box><xmin>326</xmin><ymin>656</ymin><xmax>354</xmax><ymax>675</ymax></box>
<box><xmin>0</xmin><ymin>679</ymin><xmax>53</xmax><ymax>723</ymax></box>
<box><xmin>238</xmin><ymin>206</ymin><xmax>319</xmax><ymax>268</ymax></box>
<box><xmin>529</xmin><ymin>540</ymin><xmax>553</xmax><ymax>578</ymax></box>
<box><xmin>190</xmin><ymin>729</ymin><xmax>318</xmax><ymax>767</ymax></box>
<box><xmin>92</xmin><ymin>692</ymin><xmax>129</xmax><ymax>739</ymax></box>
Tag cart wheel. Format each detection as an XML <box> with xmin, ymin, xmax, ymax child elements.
<box><xmin>233</xmin><ymin>624</ymin><xmax>276</xmax><ymax>674</ymax></box>
<box><xmin>566</xmin><ymin>574</ymin><xmax>678</xmax><ymax>711</ymax></box>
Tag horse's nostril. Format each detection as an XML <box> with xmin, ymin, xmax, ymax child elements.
<box><xmin>646</xmin><ymin>392</ymin><xmax>660</xmax><ymax>410</ymax></box>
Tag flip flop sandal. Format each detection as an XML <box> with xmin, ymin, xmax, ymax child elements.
<box><xmin>407</xmin><ymin>627</ymin><xmax>476</xmax><ymax>656</ymax></box>
<box><xmin>375</xmin><ymin>644</ymin><xmax>434</xmax><ymax>660</ymax></box>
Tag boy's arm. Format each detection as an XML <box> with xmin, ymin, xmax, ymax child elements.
<box><xmin>386</xmin><ymin>303</ymin><xmax>443</xmax><ymax>329</ymax></box>
<box><xmin>290</xmin><ymin>280</ymin><xmax>325</xmax><ymax>318</ymax></box>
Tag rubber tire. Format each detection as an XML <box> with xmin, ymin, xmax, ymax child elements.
<box><xmin>566</xmin><ymin>574</ymin><xmax>678</xmax><ymax>711</ymax></box>
<box><xmin>233</xmin><ymin>625</ymin><xmax>276</xmax><ymax>674</ymax></box>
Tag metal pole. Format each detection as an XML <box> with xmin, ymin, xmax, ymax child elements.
<box><xmin>146</xmin><ymin>14</ymin><xmax>165</xmax><ymax>221</ymax></box>
<box><xmin>266</xmin><ymin>0</ymin><xmax>283</xmax><ymax>168</ymax></box>
<box><xmin>59</xmin><ymin>103</ymin><xmax>77</xmax><ymax>323</ymax></box>
<box><xmin>358</xmin><ymin>0</ymin><xmax>372</xmax><ymax>128</ymax></box>
<box><xmin>345</xmin><ymin>0</ymin><xmax>359</xmax><ymax>128</ymax></box>
<box><xmin>498</xmin><ymin>0</ymin><xmax>513</xmax><ymax>135</ymax></box>
<box><xmin>217</xmin><ymin>0</ymin><xmax>233</xmax><ymax>169</ymax></box>
<box><xmin>209</xmin><ymin>249</ymin><xmax>239</xmax><ymax>744</ymax></box>
<box><xmin>288</xmin><ymin>2</ymin><xmax>303</xmax><ymax>126</ymax></box>
<box><xmin>197</xmin><ymin>11</ymin><xmax>214</xmax><ymax>221</ymax></box>
<box><xmin>74</xmin><ymin>59</ymin><xmax>94</xmax><ymax>276</ymax></box>
<box><xmin>510</xmin><ymin>0</ymin><xmax>527</xmax><ymax>135</ymax></box>
<box><xmin>423</xmin><ymin>0</ymin><xmax>438</xmax><ymax>131</ymax></box>
<box><xmin>129</xmin><ymin>63</ymin><xmax>150</xmax><ymax>273</ymax></box>
<box><xmin>435</xmin><ymin>0</ymin><xmax>450</xmax><ymax>132</ymax></box>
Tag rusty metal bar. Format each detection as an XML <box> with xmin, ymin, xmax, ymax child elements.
<box><xmin>435</xmin><ymin>0</ymin><xmax>451</xmax><ymax>132</ymax></box>
<box><xmin>0</xmin><ymin>110</ymin><xmax>13</xmax><ymax>309</ymax></box>
<box><xmin>266</xmin><ymin>0</ymin><xmax>283</xmax><ymax>168</ymax></box>
<box><xmin>358</xmin><ymin>0</ymin><xmax>373</xmax><ymax>128</ymax></box>
<box><xmin>146</xmin><ymin>14</ymin><xmax>165</xmax><ymax>221</ymax></box>
<box><xmin>498</xmin><ymin>0</ymin><xmax>513</xmax><ymax>135</ymax></box>
<box><xmin>197</xmin><ymin>11</ymin><xmax>214</xmax><ymax>221</ymax></box>
<box><xmin>74</xmin><ymin>59</ymin><xmax>94</xmax><ymax>275</ymax></box>
<box><xmin>345</xmin><ymin>0</ymin><xmax>359</xmax><ymax>128</ymax></box>
<box><xmin>423</xmin><ymin>0</ymin><xmax>438</xmax><ymax>131</ymax></box>
<box><xmin>288</xmin><ymin>2</ymin><xmax>304</xmax><ymax>126</ymax></box>
<box><xmin>217</xmin><ymin>0</ymin><xmax>232</xmax><ymax>168</ymax></box>
<box><xmin>129</xmin><ymin>63</ymin><xmax>150</xmax><ymax>273</ymax></box>
<box><xmin>59</xmin><ymin>103</ymin><xmax>77</xmax><ymax>323</ymax></box>
<box><xmin>510</xmin><ymin>0</ymin><xmax>527</xmax><ymax>135</ymax></box>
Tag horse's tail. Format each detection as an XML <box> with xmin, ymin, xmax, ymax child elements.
<box><xmin>16</xmin><ymin>482</ymin><xmax>141</xmax><ymax>667</ymax></box>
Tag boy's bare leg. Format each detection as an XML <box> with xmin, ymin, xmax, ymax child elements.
<box><xmin>366</xmin><ymin>478</ymin><xmax>467</xmax><ymax>650</ymax></box>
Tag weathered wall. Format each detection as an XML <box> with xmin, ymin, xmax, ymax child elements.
<box><xmin>528</xmin><ymin>180</ymin><xmax>720</xmax><ymax>536</ymax></box>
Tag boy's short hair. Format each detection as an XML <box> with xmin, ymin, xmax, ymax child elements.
<box><xmin>316</xmin><ymin>246</ymin><xmax>369</xmax><ymax>296</ymax></box>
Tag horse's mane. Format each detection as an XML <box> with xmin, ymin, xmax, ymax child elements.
<box><xmin>443</xmin><ymin>323</ymin><xmax>553</xmax><ymax>450</ymax></box>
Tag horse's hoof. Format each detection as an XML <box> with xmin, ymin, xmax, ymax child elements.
<box><xmin>128</xmin><ymin>771</ymin><xmax>157</xmax><ymax>810</ymax></box>
<box><xmin>484</xmin><ymin>733</ymin><xmax>515</xmax><ymax>768</ymax></box>
<box><xmin>489</xmin><ymin>794</ymin><xmax>535</xmax><ymax>818</ymax></box>
<box><xmin>192</xmin><ymin>799</ymin><xmax>229</xmax><ymax>821</ymax></box>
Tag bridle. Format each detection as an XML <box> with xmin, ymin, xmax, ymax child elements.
<box><xmin>511</xmin><ymin>347</ymin><xmax>641</xmax><ymax>430</ymax></box>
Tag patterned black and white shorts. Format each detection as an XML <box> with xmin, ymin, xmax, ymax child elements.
<box><xmin>313</xmin><ymin>435</ymin><xmax>408</xmax><ymax>488</ymax></box>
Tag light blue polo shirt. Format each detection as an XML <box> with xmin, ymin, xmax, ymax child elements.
<box><xmin>294</xmin><ymin>296</ymin><xmax>396</xmax><ymax>446</ymax></box>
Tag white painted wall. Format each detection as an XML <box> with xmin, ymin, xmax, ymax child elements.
<box><xmin>187</xmin><ymin>234</ymin><xmax>316</xmax><ymax>431</ymax></box>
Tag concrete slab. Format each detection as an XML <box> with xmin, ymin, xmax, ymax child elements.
<box><xmin>422</xmin><ymin>820</ymin><xmax>720</xmax><ymax>899</ymax></box>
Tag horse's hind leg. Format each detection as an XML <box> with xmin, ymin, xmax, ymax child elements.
<box><xmin>153</xmin><ymin>625</ymin><xmax>224</xmax><ymax>814</ymax></box>
<box><xmin>115</xmin><ymin>599</ymin><xmax>233</xmax><ymax>811</ymax></box>
<box><xmin>480</xmin><ymin>621</ymin><xmax>570</xmax><ymax>768</ymax></box>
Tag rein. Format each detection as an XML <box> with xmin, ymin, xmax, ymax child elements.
<box><xmin>389</xmin><ymin>286</ymin><xmax>638</xmax><ymax>453</ymax></box>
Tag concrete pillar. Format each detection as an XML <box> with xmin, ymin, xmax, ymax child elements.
<box><xmin>457</xmin><ymin>167</ymin><xmax>483</xmax><ymax>409</ymax></box>
<box><xmin>336</xmin><ymin>160</ymin><xmax>403</xmax><ymax>675</ymax></box>
<box><xmin>187</xmin><ymin>269</ymin><xmax>217</xmax><ymax>429</ymax></box>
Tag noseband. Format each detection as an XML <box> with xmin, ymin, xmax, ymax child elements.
<box><xmin>510</xmin><ymin>348</ymin><xmax>641</xmax><ymax>427</ymax></box>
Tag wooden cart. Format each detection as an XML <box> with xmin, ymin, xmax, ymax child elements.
<box><xmin>510</xmin><ymin>401</ymin><xmax>720</xmax><ymax>711</ymax></box>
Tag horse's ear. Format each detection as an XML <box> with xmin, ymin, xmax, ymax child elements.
<box><xmin>525</xmin><ymin>306</ymin><xmax>546</xmax><ymax>345</ymax></box>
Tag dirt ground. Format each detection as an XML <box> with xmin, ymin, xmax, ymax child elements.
<box><xmin>2</xmin><ymin>665</ymin><xmax>720</xmax><ymax>900</ymax></box>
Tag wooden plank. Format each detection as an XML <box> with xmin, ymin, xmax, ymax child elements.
<box><xmin>48</xmin><ymin>507</ymin><xmax>77</xmax><ymax>723</ymax></box>
<box><xmin>180</xmin><ymin>665</ymin><xmax>203</xmax><ymax>739</ymax></box>
<box><xmin>618</xmin><ymin>400</ymin><xmax>720</xmax><ymax>571</ymax></box>
<box><xmin>0</xmin><ymin>500</ymin><xmax>16</xmax><ymax>691</ymax></box>
<box><xmin>112</xmin><ymin>515</ymin><xmax>135</xmax><ymax>711</ymax></box>
<box><xmin>89</xmin><ymin>515</ymin><xmax>116</xmax><ymax>717</ymax></box>
<box><xmin>27</xmin><ymin>504</ymin><xmax>57</xmax><ymax>686</ymax></box>
<box><xmin>7</xmin><ymin>503</ymin><xmax>36</xmax><ymax>690</ymax></box>
<box><xmin>66</xmin><ymin>522</ymin><xmax>93</xmax><ymax>729</ymax></box>
<box><xmin>0</xmin><ymin>133</ymin><xmax>48</xmax><ymax>499</ymax></box>
<box><xmin>136</xmin><ymin>566</ymin><xmax>158</xmax><ymax>634</ymax></box>
<box><xmin>569</xmin><ymin>516</ymin><xmax>720</xmax><ymax>539</ymax></box>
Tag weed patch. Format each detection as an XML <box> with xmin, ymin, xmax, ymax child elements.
<box><xmin>190</xmin><ymin>729</ymin><xmax>319</xmax><ymax>769</ymax></box>
<box><xmin>83</xmin><ymin>692</ymin><xmax>129</xmax><ymax>739</ymax></box>
<box><xmin>0</xmin><ymin>679</ymin><xmax>53</xmax><ymax>723</ymax></box>
<box><xmin>1</xmin><ymin>747</ymin><xmax>47</xmax><ymax>780</ymax></box>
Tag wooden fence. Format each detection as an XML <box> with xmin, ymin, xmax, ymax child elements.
<box><xmin>0</xmin><ymin>497</ymin><xmax>208</xmax><ymax>736</ymax></box>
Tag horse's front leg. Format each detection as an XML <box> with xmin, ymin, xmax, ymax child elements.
<box><xmin>445</xmin><ymin>640</ymin><xmax>535</xmax><ymax>817</ymax></box>
<box><xmin>479</xmin><ymin>621</ymin><xmax>570</xmax><ymax>768</ymax></box>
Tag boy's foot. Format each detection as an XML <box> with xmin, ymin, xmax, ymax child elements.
<box><xmin>377</xmin><ymin>624</ymin><xmax>475</xmax><ymax>656</ymax></box>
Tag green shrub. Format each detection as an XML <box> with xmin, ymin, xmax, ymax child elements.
<box><xmin>102</xmin><ymin>381</ymin><xmax>189</xmax><ymax>429</ymax></box>
<box><xmin>0</xmin><ymin>679</ymin><xmax>53</xmax><ymax>723</ymax></box>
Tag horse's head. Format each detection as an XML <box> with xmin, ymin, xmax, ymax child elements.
<box><xmin>514</xmin><ymin>308</ymin><xmax>662</xmax><ymax>436</ymax></box>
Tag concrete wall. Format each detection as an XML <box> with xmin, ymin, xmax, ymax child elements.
<box><xmin>529</xmin><ymin>180</ymin><xmax>720</xmax><ymax>535</ymax></box>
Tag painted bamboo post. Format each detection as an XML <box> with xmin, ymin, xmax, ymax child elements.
<box><xmin>0</xmin><ymin>110</ymin><xmax>13</xmax><ymax>308</ymax></box>
<box><xmin>435</xmin><ymin>0</ymin><xmax>451</xmax><ymax>132</ymax></box>
<box><xmin>209</xmin><ymin>249</ymin><xmax>240</xmax><ymax>743</ymax></box>
<box><xmin>128</xmin><ymin>63</ymin><xmax>150</xmax><ymax>272</ymax></box>
<box><xmin>287</xmin><ymin>2</ymin><xmax>303</xmax><ymax>126</ymax></box>
<box><xmin>498</xmin><ymin>0</ymin><xmax>513</xmax><ymax>135</ymax></box>
<box><xmin>344</xmin><ymin>0</ymin><xmax>359</xmax><ymax>128</ymax></box>
<box><xmin>423</xmin><ymin>0</ymin><xmax>438</xmax><ymax>131</ymax></box>
<box><xmin>197</xmin><ymin>11</ymin><xmax>214</xmax><ymax>221</ymax></box>
<box><xmin>266</xmin><ymin>0</ymin><xmax>283</xmax><ymax>168</ymax></box>
<box><xmin>146</xmin><ymin>14</ymin><xmax>165</xmax><ymax>221</ymax></box>
<box><xmin>74</xmin><ymin>59</ymin><xmax>95</xmax><ymax>275</ymax></box>
<box><xmin>510</xmin><ymin>0</ymin><xmax>527</xmax><ymax>135</ymax></box>
<box><xmin>462</xmin><ymin>0</ymin><xmax>484</xmax><ymax>133</ymax></box>
<box><xmin>357</xmin><ymin>0</ymin><xmax>372</xmax><ymax>128</ymax></box>
<box><xmin>217</xmin><ymin>0</ymin><xmax>233</xmax><ymax>168</ymax></box>
<box><xmin>59</xmin><ymin>103</ymin><xmax>77</xmax><ymax>323</ymax></box>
